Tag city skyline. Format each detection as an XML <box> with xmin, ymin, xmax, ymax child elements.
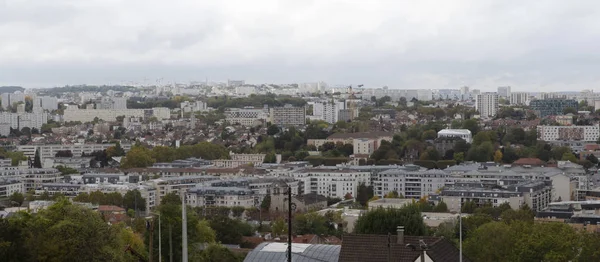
<box><xmin>2</xmin><ymin>1</ymin><xmax>600</xmax><ymax>91</ymax></box>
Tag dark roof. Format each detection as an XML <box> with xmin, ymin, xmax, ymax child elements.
<box><xmin>327</xmin><ymin>132</ymin><xmax>394</xmax><ymax>140</ymax></box>
<box><xmin>339</xmin><ymin>234</ymin><xmax>469</xmax><ymax>262</ymax></box>
<box><xmin>296</xmin><ymin>193</ymin><xmax>328</xmax><ymax>205</ymax></box>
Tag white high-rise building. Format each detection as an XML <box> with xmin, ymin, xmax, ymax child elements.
<box><xmin>497</xmin><ymin>86</ymin><xmax>511</xmax><ymax>98</ymax></box>
<box><xmin>510</xmin><ymin>92</ymin><xmax>529</xmax><ymax>105</ymax></box>
<box><xmin>476</xmin><ymin>92</ymin><xmax>499</xmax><ymax>118</ymax></box>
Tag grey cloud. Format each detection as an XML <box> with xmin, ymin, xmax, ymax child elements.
<box><xmin>1</xmin><ymin>0</ymin><xmax>600</xmax><ymax>91</ymax></box>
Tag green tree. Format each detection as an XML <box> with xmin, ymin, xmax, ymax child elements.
<box><xmin>123</xmin><ymin>190</ymin><xmax>146</xmax><ymax>212</ymax></box>
<box><xmin>267</xmin><ymin>124</ymin><xmax>279</xmax><ymax>136</ymax></box>
<box><xmin>120</xmin><ymin>145</ymin><xmax>155</xmax><ymax>168</ymax></box>
<box><xmin>432</xmin><ymin>201</ymin><xmax>448</xmax><ymax>212</ymax></box>
<box><xmin>493</xmin><ymin>150</ymin><xmax>503</xmax><ymax>163</ymax></box>
<box><xmin>293</xmin><ymin>212</ymin><xmax>328</xmax><ymax>236</ymax></box>
<box><xmin>421</xmin><ymin>129</ymin><xmax>437</xmax><ymax>140</ymax></box>
<box><xmin>561</xmin><ymin>152</ymin><xmax>578</xmax><ymax>163</ymax></box>
<box><xmin>194</xmin><ymin>244</ymin><xmax>243</xmax><ymax>262</ymax></box>
<box><xmin>33</xmin><ymin>148</ymin><xmax>42</xmax><ymax>168</ymax></box>
<box><xmin>271</xmin><ymin>217</ymin><xmax>288</xmax><ymax>237</ymax></box>
<box><xmin>263</xmin><ymin>152</ymin><xmax>277</xmax><ymax>163</ymax></box>
<box><xmin>462</xmin><ymin>119</ymin><xmax>479</xmax><ymax>135</ymax></box>
<box><xmin>453</xmin><ymin>152</ymin><xmax>465</xmax><ymax>164</ymax></box>
<box><xmin>260</xmin><ymin>194</ymin><xmax>271</xmax><ymax>211</ymax></box>
<box><xmin>356</xmin><ymin>183</ymin><xmax>374</xmax><ymax>207</ymax></box>
<box><xmin>9</xmin><ymin>192</ymin><xmax>24</xmax><ymax>206</ymax></box>
<box><xmin>563</xmin><ymin>107</ymin><xmax>577</xmax><ymax>114</ymax></box>
<box><xmin>461</xmin><ymin>200</ymin><xmax>477</xmax><ymax>213</ymax></box>
<box><xmin>354</xmin><ymin>205</ymin><xmax>427</xmax><ymax>236</ymax></box>
<box><xmin>25</xmin><ymin>199</ymin><xmax>130</xmax><ymax>261</ymax></box>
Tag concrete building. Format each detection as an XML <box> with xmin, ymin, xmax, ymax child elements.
<box><xmin>536</xmin><ymin>125</ymin><xmax>600</xmax><ymax>142</ymax></box>
<box><xmin>0</xmin><ymin>178</ymin><xmax>22</xmax><ymax>197</ymax></box>
<box><xmin>270</xmin><ymin>104</ymin><xmax>306</xmax><ymax>127</ymax></box>
<box><xmin>17</xmin><ymin>143</ymin><xmax>132</xmax><ymax>159</ymax></box>
<box><xmin>375</xmin><ymin>168</ymin><xmax>448</xmax><ymax>199</ymax></box>
<box><xmin>1</xmin><ymin>92</ymin><xmax>26</xmax><ymax>110</ymax></box>
<box><xmin>186</xmin><ymin>186</ymin><xmax>255</xmax><ymax>208</ymax></box>
<box><xmin>63</xmin><ymin>107</ymin><xmax>170</xmax><ymax>122</ymax></box>
<box><xmin>529</xmin><ymin>99</ymin><xmax>578</xmax><ymax>117</ymax></box>
<box><xmin>290</xmin><ymin>168</ymin><xmax>371</xmax><ymax>199</ymax></box>
<box><xmin>476</xmin><ymin>92</ymin><xmax>499</xmax><ymax>118</ymax></box>
<box><xmin>555</xmin><ymin>114</ymin><xmax>575</xmax><ymax>126</ymax></box>
<box><xmin>497</xmin><ymin>86</ymin><xmax>511</xmax><ymax>98</ymax></box>
<box><xmin>21</xmin><ymin>168</ymin><xmax>61</xmax><ymax>191</ymax></box>
<box><xmin>510</xmin><ymin>92</ymin><xmax>529</xmax><ymax>105</ymax></box>
<box><xmin>437</xmin><ymin>129</ymin><xmax>472</xmax><ymax>143</ymax></box>
<box><xmin>0</xmin><ymin>112</ymin><xmax>49</xmax><ymax>135</ymax></box>
<box><xmin>225</xmin><ymin>108</ymin><xmax>269</xmax><ymax>127</ymax></box>
<box><xmin>442</xmin><ymin>180</ymin><xmax>553</xmax><ymax>212</ymax></box>
<box><xmin>308</xmin><ymin>132</ymin><xmax>393</xmax><ymax>152</ymax></box>
<box><xmin>38</xmin><ymin>96</ymin><xmax>58</xmax><ymax>111</ymax></box>
<box><xmin>353</xmin><ymin>139</ymin><xmax>375</xmax><ymax>155</ymax></box>
<box><xmin>212</xmin><ymin>153</ymin><xmax>266</xmax><ymax>168</ymax></box>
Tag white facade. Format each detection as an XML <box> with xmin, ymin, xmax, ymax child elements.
<box><xmin>0</xmin><ymin>179</ymin><xmax>23</xmax><ymax>197</ymax></box>
<box><xmin>476</xmin><ymin>92</ymin><xmax>499</xmax><ymax>118</ymax></box>
<box><xmin>17</xmin><ymin>143</ymin><xmax>132</xmax><ymax>159</ymax></box>
<box><xmin>290</xmin><ymin>169</ymin><xmax>371</xmax><ymax>199</ymax></box>
<box><xmin>353</xmin><ymin>139</ymin><xmax>375</xmax><ymax>155</ymax></box>
<box><xmin>537</xmin><ymin>125</ymin><xmax>600</xmax><ymax>142</ymax></box>
<box><xmin>38</xmin><ymin>96</ymin><xmax>58</xmax><ymax>111</ymax></box>
<box><xmin>0</xmin><ymin>112</ymin><xmax>48</xmax><ymax>132</ymax></box>
<box><xmin>510</xmin><ymin>92</ymin><xmax>529</xmax><ymax>105</ymax></box>
<box><xmin>375</xmin><ymin>169</ymin><xmax>448</xmax><ymax>199</ymax></box>
<box><xmin>63</xmin><ymin>107</ymin><xmax>170</xmax><ymax>122</ymax></box>
<box><xmin>437</xmin><ymin>129</ymin><xmax>473</xmax><ymax>143</ymax></box>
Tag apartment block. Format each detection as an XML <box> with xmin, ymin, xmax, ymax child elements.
<box><xmin>510</xmin><ymin>92</ymin><xmax>529</xmax><ymax>105</ymax></box>
<box><xmin>186</xmin><ymin>186</ymin><xmax>255</xmax><ymax>208</ymax></box>
<box><xmin>289</xmin><ymin>168</ymin><xmax>371</xmax><ymax>199</ymax></box>
<box><xmin>529</xmin><ymin>99</ymin><xmax>578</xmax><ymax>117</ymax></box>
<box><xmin>225</xmin><ymin>108</ymin><xmax>269</xmax><ymax>127</ymax></box>
<box><xmin>476</xmin><ymin>92</ymin><xmax>499</xmax><ymax>118</ymax></box>
<box><xmin>17</xmin><ymin>143</ymin><xmax>132</xmax><ymax>159</ymax></box>
<box><xmin>63</xmin><ymin>107</ymin><xmax>170</xmax><ymax>122</ymax></box>
<box><xmin>270</xmin><ymin>104</ymin><xmax>306</xmax><ymax>127</ymax></box>
<box><xmin>536</xmin><ymin>125</ymin><xmax>600</xmax><ymax>142</ymax></box>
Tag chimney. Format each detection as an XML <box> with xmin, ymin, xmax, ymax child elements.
<box><xmin>397</xmin><ymin>226</ymin><xmax>404</xmax><ymax>244</ymax></box>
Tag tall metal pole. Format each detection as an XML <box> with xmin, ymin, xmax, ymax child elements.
<box><xmin>459</xmin><ymin>200</ymin><xmax>463</xmax><ymax>262</ymax></box>
<box><xmin>182</xmin><ymin>191</ymin><xmax>188</xmax><ymax>262</ymax></box>
<box><xmin>169</xmin><ymin>224</ymin><xmax>173</xmax><ymax>262</ymax></box>
<box><xmin>149</xmin><ymin>219</ymin><xmax>154</xmax><ymax>262</ymax></box>
<box><xmin>158</xmin><ymin>214</ymin><xmax>162</xmax><ymax>262</ymax></box>
<box><xmin>287</xmin><ymin>187</ymin><xmax>292</xmax><ymax>262</ymax></box>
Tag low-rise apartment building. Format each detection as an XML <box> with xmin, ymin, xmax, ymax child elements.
<box><xmin>186</xmin><ymin>186</ymin><xmax>255</xmax><ymax>208</ymax></box>
<box><xmin>17</xmin><ymin>143</ymin><xmax>132</xmax><ymax>159</ymax></box>
<box><xmin>289</xmin><ymin>168</ymin><xmax>370</xmax><ymax>199</ymax></box>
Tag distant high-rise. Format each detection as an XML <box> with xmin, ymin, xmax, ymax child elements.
<box><xmin>476</xmin><ymin>92</ymin><xmax>499</xmax><ymax>118</ymax></box>
<box><xmin>460</xmin><ymin>86</ymin><xmax>469</xmax><ymax>95</ymax></box>
<box><xmin>510</xmin><ymin>92</ymin><xmax>529</xmax><ymax>105</ymax></box>
<box><xmin>497</xmin><ymin>86</ymin><xmax>511</xmax><ymax>98</ymax></box>
<box><xmin>227</xmin><ymin>80</ymin><xmax>245</xmax><ymax>87</ymax></box>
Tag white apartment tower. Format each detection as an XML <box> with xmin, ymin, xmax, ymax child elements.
<box><xmin>476</xmin><ymin>92</ymin><xmax>499</xmax><ymax>118</ymax></box>
<box><xmin>510</xmin><ymin>92</ymin><xmax>529</xmax><ymax>105</ymax></box>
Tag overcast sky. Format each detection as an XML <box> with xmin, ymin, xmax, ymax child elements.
<box><xmin>1</xmin><ymin>0</ymin><xmax>599</xmax><ymax>91</ymax></box>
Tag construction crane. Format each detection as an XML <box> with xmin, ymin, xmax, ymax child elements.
<box><xmin>125</xmin><ymin>244</ymin><xmax>148</xmax><ymax>262</ymax></box>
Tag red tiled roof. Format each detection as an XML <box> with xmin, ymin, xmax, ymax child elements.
<box><xmin>513</xmin><ymin>158</ymin><xmax>546</xmax><ymax>166</ymax></box>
